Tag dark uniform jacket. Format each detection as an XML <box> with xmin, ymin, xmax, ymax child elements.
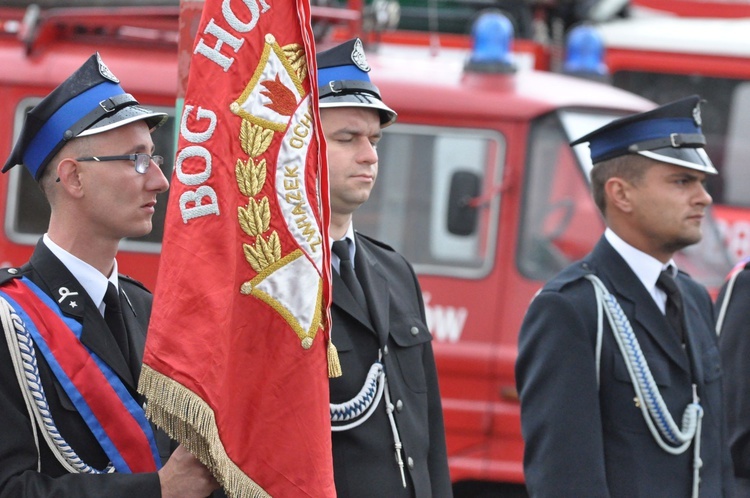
<box><xmin>330</xmin><ymin>232</ymin><xmax>452</xmax><ymax>498</ymax></box>
<box><xmin>0</xmin><ymin>241</ymin><xmax>168</xmax><ymax>497</ymax></box>
<box><xmin>716</xmin><ymin>262</ymin><xmax>750</xmax><ymax>495</ymax></box>
<box><xmin>516</xmin><ymin>236</ymin><xmax>732</xmax><ymax>498</ymax></box>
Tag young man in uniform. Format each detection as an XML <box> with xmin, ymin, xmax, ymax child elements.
<box><xmin>516</xmin><ymin>96</ymin><xmax>733</xmax><ymax>497</ymax></box>
<box><xmin>0</xmin><ymin>53</ymin><xmax>219</xmax><ymax>497</ymax></box>
<box><xmin>318</xmin><ymin>39</ymin><xmax>452</xmax><ymax>497</ymax></box>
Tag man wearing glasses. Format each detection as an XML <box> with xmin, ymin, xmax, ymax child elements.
<box><xmin>0</xmin><ymin>53</ymin><xmax>219</xmax><ymax>497</ymax></box>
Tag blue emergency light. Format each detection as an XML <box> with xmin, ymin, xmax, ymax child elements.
<box><xmin>563</xmin><ymin>24</ymin><xmax>608</xmax><ymax>78</ymax></box>
<box><xmin>465</xmin><ymin>10</ymin><xmax>515</xmax><ymax>73</ymax></box>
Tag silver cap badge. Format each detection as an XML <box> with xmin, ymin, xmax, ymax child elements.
<box><xmin>96</xmin><ymin>52</ymin><xmax>120</xmax><ymax>84</ymax></box>
<box><xmin>351</xmin><ymin>38</ymin><xmax>371</xmax><ymax>73</ymax></box>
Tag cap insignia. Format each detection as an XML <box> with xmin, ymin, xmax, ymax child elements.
<box><xmin>350</xmin><ymin>39</ymin><xmax>371</xmax><ymax>73</ymax></box>
<box><xmin>692</xmin><ymin>102</ymin><xmax>702</xmax><ymax>127</ymax></box>
<box><xmin>96</xmin><ymin>53</ymin><xmax>120</xmax><ymax>84</ymax></box>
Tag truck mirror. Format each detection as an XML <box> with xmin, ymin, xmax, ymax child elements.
<box><xmin>447</xmin><ymin>170</ymin><xmax>481</xmax><ymax>236</ymax></box>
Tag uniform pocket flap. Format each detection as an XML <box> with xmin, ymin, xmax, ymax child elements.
<box><xmin>390</xmin><ymin>318</ymin><xmax>432</xmax><ymax>347</ymax></box>
<box><xmin>613</xmin><ymin>352</ymin><xmax>672</xmax><ymax>387</ymax></box>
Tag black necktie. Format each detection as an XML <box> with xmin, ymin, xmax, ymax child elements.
<box><xmin>657</xmin><ymin>269</ymin><xmax>686</xmax><ymax>343</ymax></box>
<box><xmin>103</xmin><ymin>283</ymin><xmax>131</xmax><ymax>365</ymax></box>
<box><xmin>332</xmin><ymin>239</ymin><xmax>369</xmax><ymax>313</ymax></box>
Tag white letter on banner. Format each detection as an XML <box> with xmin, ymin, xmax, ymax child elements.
<box><xmin>194</xmin><ymin>19</ymin><xmax>244</xmax><ymax>72</ymax></box>
<box><xmin>223</xmin><ymin>0</ymin><xmax>271</xmax><ymax>33</ymax></box>
<box><xmin>181</xmin><ymin>106</ymin><xmax>217</xmax><ymax>143</ymax></box>
<box><xmin>180</xmin><ymin>187</ymin><xmax>220</xmax><ymax>223</ymax></box>
<box><xmin>175</xmin><ymin>146</ymin><xmax>212</xmax><ymax>185</ymax></box>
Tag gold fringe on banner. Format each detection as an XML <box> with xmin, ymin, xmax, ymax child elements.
<box><xmin>138</xmin><ymin>365</ymin><xmax>271</xmax><ymax>498</ymax></box>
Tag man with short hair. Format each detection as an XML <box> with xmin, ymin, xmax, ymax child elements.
<box><xmin>0</xmin><ymin>53</ymin><xmax>219</xmax><ymax>498</ymax></box>
<box><xmin>516</xmin><ymin>96</ymin><xmax>733</xmax><ymax>497</ymax></box>
<box><xmin>318</xmin><ymin>39</ymin><xmax>452</xmax><ymax>497</ymax></box>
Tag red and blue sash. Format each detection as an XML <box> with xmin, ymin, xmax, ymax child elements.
<box><xmin>0</xmin><ymin>277</ymin><xmax>160</xmax><ymax>473</ymax></box>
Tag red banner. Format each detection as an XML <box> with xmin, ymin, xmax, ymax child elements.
<box><xmin>138</xmin><ymin>0</ymin><xmax>335</xmax><ymax>496</ymax></box>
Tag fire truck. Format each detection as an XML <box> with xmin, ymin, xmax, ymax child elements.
<box><xmin>0</xmin><ymin>1</ymin><xmax>733</xmax><ymax>495</ymax></box>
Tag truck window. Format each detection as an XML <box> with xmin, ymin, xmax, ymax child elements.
<box><xmin>518</xmin><ymin>111</ymin><xmax>605</xmax><ymax>280</ymax></box>
<box><xmin>354</xmin><ymin>123</ymin><xmax>504</xmax><ymax>278</ymax></box>
<box><xmin>7</xmin><ymin>99</ymin><xmax>175</xmax><ymax>251</ymax></box>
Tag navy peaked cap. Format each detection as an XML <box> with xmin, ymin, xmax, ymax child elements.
<box><xmin>317</xmin><ymin>38</ymin><xmax>397</xmax><ymax>127</ymax></box>
<box><xmin>3</xmin><ymin>53</ymin><xmax>167</xmax><ymax>180</ymax></box>
<box><xmin>570</xmin><ymin>95</ymin><xmax>717</xmax><ymax>174</ymax></box>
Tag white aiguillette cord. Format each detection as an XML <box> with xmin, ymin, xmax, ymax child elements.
<box><xmin>586</xmin><ymin>275</ymin><xmax>703</xmax><ymax>498</ymax></box>
<box><xmin>329</xmin><ymin>349</ymin><xmax>407</xmax><ymax>487</ymax></box>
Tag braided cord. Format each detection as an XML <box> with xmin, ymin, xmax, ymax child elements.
<box><xmin>586</xmin><ymin>275</ymin><xmax>703</xmax><ymax>497</ymax></box>
<box><xmin>330</xmin><ymin>361</ymin><xmax>385</xmax><ymax>431</ymax></box>
<box><xmin>0</xmin><ymin>296</ymin><xmax>114</xmax><ymax>474</ymax></box>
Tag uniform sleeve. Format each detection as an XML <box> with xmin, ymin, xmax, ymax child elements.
<box><xmin>515</xmin><ymin>287</ymin><xmax>611</xmax><ymax>498</ymax></box>
<box><xmin>423</xmin><ymin>337</ymin><xmax>452</xmax><ymax>497</ymax></box>
<box><xmin>410</xmin><ymin>262</ymin><xmax>452</xmax><ymax>497</ymax></box>
<box><xmin>717</xmin><ymin>269</ymin><xmax>750</xmax><ymax>480</ymax></box>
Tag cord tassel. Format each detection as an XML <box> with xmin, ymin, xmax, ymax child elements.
<box><xmin>327</xmin><ymin>339</ymin><xmax>342</xmax><ymax>378</ymax></box>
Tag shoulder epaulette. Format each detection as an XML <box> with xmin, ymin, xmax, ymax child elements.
<box><xmin>724</xmin><ymin>256</ymin><xmax>750</xmax><ymax>283</ymax></box>
<box><xmin>545</xmin><ymin>260</ymin><xmax>595</xmax><ymax>293</ymax></box>
<box><xmin>0</xmin><ymin>267</ymin><xmax>24</xmax><ymax>287</ymax></box>
<box><xmin>118</xmin><ymin>274</ymin><xmax>150</xmax><ymax>293</ymax></box>
<box><xmin>355</xmin><ymin>232</ymin><xmax>395</xmax><ymax>252</ymax></box>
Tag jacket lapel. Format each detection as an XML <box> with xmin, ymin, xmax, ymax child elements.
<box><xmin>677</xmin><ymin>278</ymin><xmax>706</xmax><ymax>384</ymax></box>
<box><xmin>590</xmin><ymin>238</ymin><xmax>691</xmax><ymax>374</ymax></box>
<box><xmin>354</xmin><ymin>236</ymin><xmax>390</xmax><ymax>348</ymax></box>
<box><xmin>29</xmin><ymin>242</ymin><xmax>136</xmax><ymax>389</ymax></box>
<box><xmin>331</xmin><ymin>269</ymin><xmax>374</xmax><ymax>331</ymax></box>
<box><xmin>120</xmin><ymin>287</ymin><xmax>146</xmax><ymax>386</ymax></box>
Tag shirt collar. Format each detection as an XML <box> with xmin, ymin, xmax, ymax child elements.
<box><xmin>329</xmin><ymin>224</ymin><xmax>357</xmax><ymax>271</ymax></box>
<box><xmin>43</xmin><ymin>233</ymin><xmax>119</xmax><ymax>314</ymax></box>
<box><xmin>604</xmin><ymin>228</ymin><xmax>677</xmax><ymax>294</ymax></box>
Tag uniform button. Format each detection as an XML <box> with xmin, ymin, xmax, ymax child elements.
<box><xmin>7</xmin><ymin>268</ymin><xmax>17</xmax><ymax>275</ymax></box>
<box><xmin>407</xmin><ymin>457</ymin><xmax>414</xmax><ymax>470</ymax></box>
<box><xmin>396</xmin><ymin>399</ymin><xmax>403</xmax><ymax>412</ymax></box>
<box><xmin>410</xmin><ymin>326</ymin><xmax>419</xmax><ymax>336</ymax></box>
<box><xmin>383</xmin><ymin>345</ymin><xmax>389</xmax><ymax>356</ymax></box>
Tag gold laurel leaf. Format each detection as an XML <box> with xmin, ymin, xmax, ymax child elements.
<box><xmin>237</xmin><ymin>205</ymin><xmax>258</xmax><ymax>237</ymax></box>
<box><xmin>283</xmin><ymin>44</ymin><xmax>307</xmax><ymax>82</ymax></box>
<box><xmin>239</xmin><ymin>120</ymin><xmax>254</xmax><ymax>156</ymax></box>
<box><xmin>256</xmin><ymin>233</ymin><xmax>276</xmax><ymax>265</ymax></box>
<box><xmin>259</xmin><ymin>196</ymin><xmax>271</xmax><ymax>233</ymax></box>
<box><xmin>252</xmin><ymin>128</ymin><xmax>274</xmax><ymax>157</ymax></box>
<box><xmin>235</xmin><ymin>158</ymin><xmax>255</xmax><ymax>197</ymax></box>
<box><xmin>268</xmin><ymin>231</ymin><xmax>282</xmax><ymax>261</ymax></box>
<box><xmin>249</xmin><ymin>198</ymin><xmax>265</xmax><ymax>236</ymax></box>
<box><xmin>243</xmin><ymin>242</ymin><xmax>264</xmax><ymax>272</ymax></box>
<box><xmin>250</xmin><ymin>159</ymin><xmax>266</xmax><ymax>197</ymax></box>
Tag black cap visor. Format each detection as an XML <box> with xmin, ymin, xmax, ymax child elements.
<box><xmin>319</xmin><ymin>92</ymin><xmax>397</xmax><ymax>127</ymax></box>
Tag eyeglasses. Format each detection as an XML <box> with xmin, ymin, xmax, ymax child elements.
<box><xmin>75</xmin><ymin>153</ymin><xmax>164</xmax><ymax>174</ymax></box>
